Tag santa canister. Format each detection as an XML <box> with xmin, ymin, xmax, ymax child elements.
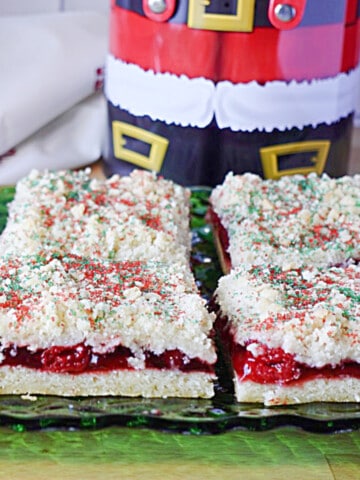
<box><xmin>104</xmin><ymin>0</ymin><xmax>360</xmax><ymax>186</ymax></box>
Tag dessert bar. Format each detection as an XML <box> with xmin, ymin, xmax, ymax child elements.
<box><xmin>0</xmin><ymin>169</ymin><xmax>191</xmax><ymax>265</ymax></box>
<box><xmin>214</xmin><ymin>263</ymin><xmax>360</xmax><ymax>405</ymax></box>
<box><xmin>209</xmin><ymin>172</ymin><xmax>360</xmax><ymax>272</ymax></box>
<box><xmin>0</xmin><ymin>255</ymin><xmax>216</xmax><ymax>398</ymax></box>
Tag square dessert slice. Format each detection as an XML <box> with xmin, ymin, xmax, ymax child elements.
<box><xmin>0</xmin><ymin>169</ymin><xmax>191</xmax><ymax>266</ymax></box>
<box><xmin>0</xmin><ymin>255</ymin><xmax>216</xmax><ymax>398</ymax></box>
<box><xmin>209</xmin><ymin>172</ymin><xmax>360</xmax><ymax>273</ymax></box>
<box><xmin>214</xmin><ymin>264</ymin><xmax>360</xmax><ymax>405</ymax></box>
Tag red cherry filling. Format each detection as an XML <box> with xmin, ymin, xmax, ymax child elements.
<box><xmin>145</xmin><ymin>349</ymin><xmax>185</xmax><ymax>370</ymax></box>
<box><xmin>216</xmin><ymin>316</ymin><xmax>360</xmax><ymax>386</ymax></box>
<box><xmin>231</xmin><ymin>343</ymin><xmax>360</xmax><ymax>385</ymax></box>
<box><xmin>0</xmin><ymin>343</ymin><xmax>213</xmax><ymax>374</ymax></box>
<box><xmin>234</xmin><ymin>345</ymin><xmax>301</xmax><ymax>384</ymax></box>
<box><xmin>41</xmin><ymin>344</ymin><xmax>91</xmax><ymax>373</ymax></box>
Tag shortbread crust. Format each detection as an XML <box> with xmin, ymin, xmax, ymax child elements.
<box><xmin>0</xmin><ymin>367</ymin><xmax>215</xmax><ymax>398</ymax></box>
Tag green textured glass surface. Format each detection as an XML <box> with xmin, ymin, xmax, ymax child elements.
<box><xmin>0</xmin><ymin>186</ymin><xmax>360</xmax><ymax>435</ymax></box>
<box><xmin>0</xmin><ymin>425</ymin><xmax>360</xmax><ymax>480</ymax></box>
<box><xmin>0</xmin><ymin>426</ymin><xmax>359</xmax><ymax>461</ymax></box>
<box><xmin>0</xmin><ymin>186</ymin><xmax>15</xmax><ymax>232</ymax></box>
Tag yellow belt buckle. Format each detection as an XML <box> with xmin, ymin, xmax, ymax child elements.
<box><xmin>112</xmin><ymin>121</ymin><xmax>169</xmax><ymax>172</ymax></box>
<box><xmin>260</xmin><ymin>140</ymin><xmax>331</xmax><ymax>180</ymax></box>
<box><xmin>187</xmin><ymin>0</ymin><xmax>255</xmax><ymax>32</ymax></box>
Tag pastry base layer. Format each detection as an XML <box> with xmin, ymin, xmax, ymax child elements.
<box><xmin>234</xmin><ymin>377</ymin><xmax>360</xmax><ymax>406</ymax></box>
<box><xmin>0</xmin><ymin>366</ymin><xmax>215</xmax><ymax>398</ymax></box>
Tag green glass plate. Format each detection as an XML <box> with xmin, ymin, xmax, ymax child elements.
<box><xmin>0</xmin><ymin>186</ymin><xmax>360</xmax><ymax>434</ymax></box>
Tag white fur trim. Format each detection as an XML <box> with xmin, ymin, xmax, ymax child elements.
<box><xmin>105</xmin><ymin>54</ymin><xmax>360</xmax><ymax>132</ymax></box>
<box><xmin>105</xmin><ymin>54</ymin><xmax>215</xmax><ymax>128</ymax></box>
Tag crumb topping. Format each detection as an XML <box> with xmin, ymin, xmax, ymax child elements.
<box><xmin>0</xmin><ymin>169</ymin><xmax>191</xmax><ymax>265</ymax></box>
<box><xmin>0</xmin><ymin>255</ymin><xmax>216</xmax><ymax>363</ymax></box>
<box><xmin>210</xmin><ymin>172</ymin><xmax>360</xmax><ymax>269</ymax></box>
<box><xmin>215</xmin><ymin>264</ymin><xmax>360</xmax><ymax>367</ymax></box>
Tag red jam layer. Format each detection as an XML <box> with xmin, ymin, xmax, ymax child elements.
<box><xmin>215</xmin><ymin>316</ymin><xmax>360</xmax><ymax>386</ymax></box>
<box><xmin>233</xmin><ymin>344</ymin><xmax>360</xmax><ymax>385</ymax></box>
<box><xmin>0</xmin><ymin>343</ymin><xmax>214</xmax><ymax>375</ymax></box>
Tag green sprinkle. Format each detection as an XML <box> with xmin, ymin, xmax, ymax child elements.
<box><xmin>65</xmin><ymin>191</ymin><xmax>79</xmax><ymax>201</ymax></box>
<box><xmin>338</xmin><ymin>287</ymin><xmax>360</xmax><ymax>302</ymax></box>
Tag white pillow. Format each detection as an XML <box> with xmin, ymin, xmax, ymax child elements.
<box><xmin>0</xmin><ymin>11</ymin><xmax>108</xmax><ymax>155</ymax></box>
<box><xmin>0</xmin><ymin>92</ymin><xmax>107</xmax><ymax>185</ymax></box>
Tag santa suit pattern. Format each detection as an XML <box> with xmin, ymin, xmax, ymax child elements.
<box><xmin>105</xmin><ymin>0</ymin><xmax>360</xmax><ymax>186</ymax></box>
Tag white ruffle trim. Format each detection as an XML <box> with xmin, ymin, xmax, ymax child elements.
<box><xmin>105</xmin><ymin>54</ymin><xmax>360</xmax><ymax>132</ymax></box>
<box><xmin>105</xmin><ymin>55</ymin><xmax>215</xmax><ymax>128</ymax></box>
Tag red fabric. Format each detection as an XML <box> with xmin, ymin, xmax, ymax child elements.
<box><xmin>109</xmin><ymin>6</ymin><xmax>360</xmax><ymax>83</ymax></box>
<box><xmin>342</xmin><ymin>22</ymin><xmax>360</xmax><ymax>73</ymax></box>
<box><xmin>345</xmin><ymin>0</ymin><xmax>359</xmax><ymax>24</ymax></box>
